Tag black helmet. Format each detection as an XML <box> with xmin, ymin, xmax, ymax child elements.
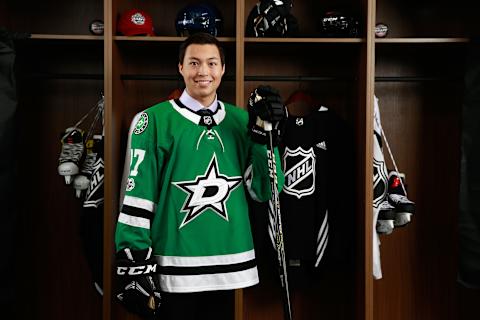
<box><xmin>246</xmin><ymin>0</ymin><xmax>298</xmax><ymax>37</ymax></box>
<box><xmin>175</xmin><ymin>3</ymin><xmax>223</xmax><ymax>36</ymax></box>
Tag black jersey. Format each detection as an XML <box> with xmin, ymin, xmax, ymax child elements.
<box><xmin>276</xmin><ymin>106</ymin><xmax>330</xmax><ymax>268</ymax></box>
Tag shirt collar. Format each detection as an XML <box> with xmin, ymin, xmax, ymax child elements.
<box><xmin>179</xmin><ymin>89</ymin><xmax>218</xmax><ymax>112</ymax></box>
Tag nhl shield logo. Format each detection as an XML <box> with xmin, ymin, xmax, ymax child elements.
<box><xmin>203</xmin><ymin>115</ymin><xmax>213</xmax><ymax>126</ymax></box>
<box><xmin>373</xmin><ymin>133</ymin><xmax>388</xmax><ymax>208</ymax></box>
<box><xmin>373</xmin><ymin>158</ymin><xmax>388</xmax><ymax>208</ymax></box>
<box><xmin>283</xmin><ymin>147</ymin><xmax>316</xmax><ymax>199</ymax></box>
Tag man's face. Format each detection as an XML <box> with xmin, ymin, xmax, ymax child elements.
<box><xmin>178</xmin><ymin>44</ymin><xmax>225</xmax><ymax>107</ymax></box>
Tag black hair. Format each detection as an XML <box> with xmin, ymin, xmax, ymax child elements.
<box><xmin>178</xmin><ymin>32</ymin><xmax>225</xmax><ymax>65</ymax></box>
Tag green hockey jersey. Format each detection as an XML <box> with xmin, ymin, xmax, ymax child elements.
<box><xmin>115</xmin><ymin>99</ymin><xmax>284</xmax><ymax>293</ymax></box>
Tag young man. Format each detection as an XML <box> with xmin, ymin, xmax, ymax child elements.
<box><xmin>114</xmin><ymin>32</ymin><xmax>286</xmax><ymax>319</ymax></box>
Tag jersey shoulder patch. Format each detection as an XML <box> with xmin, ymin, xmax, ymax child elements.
<box><xmin>133</xmin><ymin>112</ymin><xmax>149</xmax><ymax>135</ymax></box>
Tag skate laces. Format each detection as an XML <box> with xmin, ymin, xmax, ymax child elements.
<box><xmin>58</xmin><ymin>94</ymin><xmax>104</xmax><ymax>190</ymax></box>
<box><xmin>374</xmin><ymin>96</ymin><xmax>414</xmax><ymax>234</ymax></box>
<box><xmin>80</xmin><ymin>99</ymin><xmax>104</xmax><ymax>174</ymax></box>
<box><xmin>380</xmin><ymin>126</ymin><xmax>407</xmax><ymax>196</ymax></box>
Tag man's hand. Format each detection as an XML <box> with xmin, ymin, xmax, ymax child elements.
<box><xmin>116</xmin><ymin>247</ymin><xmax>162</xmax><ymax>318</ymax></box>
<box><xmin>247</xmin><ymin>85</ymin><xmax>287</xmax><ymax>146</ymax></box>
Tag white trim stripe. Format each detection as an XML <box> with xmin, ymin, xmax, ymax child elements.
<box><xmin>118</xmin><ymin>212</ymin><xmax>150</xmax><ymax>229</ymax></box>
<box><xmin>315</xmin><ymin>235</ymin><xmax>328</xmax><ymax>267</ymax></box>
<box><xmin>244</xmin><ymin>164</ymin><xmax>261</xmax><ymax>202</ymax></box>
<box><xmin>170</xmin><ymin>99</ymin><xmax>201</xmax><ymax>124</ymax></box>
<box><xmin>315</xmin><ymin>211</ymin><xmax>329</xmax><ymax>267</ymax></box>
<box><xmin>317</xmin><ymin>211</ymin><xmax>328</xmax><ymax>242</ymax></box>
<box><xmin>123</xmin><ymin>195</ymin><xmax>156</xmax><ymax>213</ymax></box>
<box><xmin>316</xmin><ymin>222</ymin><xmax>329</xmax><ymax>255</ymax></box>
<box><xmin>155</xmin><ymin>249</ymin><xmax>256</xmax><ymax>267</ymax></box>
<box><xmin>170</xmin><ymin>99</ymin><xmax>226</xmax><ymax>126</ymax></box>
<box><xmin>158</xmin><ymin>267</ymin><xmax>259</xmax><ymax>293</ymax></box>
<box><xmin>214</xmin><ymin>101</ymin><xmax>226</xmax><ymax>124</ymax></box>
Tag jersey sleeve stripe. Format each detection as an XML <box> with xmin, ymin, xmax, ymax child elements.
<box><xmin>315</xmin><ymin>235</ymin><xmax>328</xmax><ymax>267</ymax></box>
<box><xmin>316</xmin><ymin>223</ymin><xmax>329</xmax><ymax>255</ymax></box>
<box><xmin>315</xmin><ymin>211</ymin><xmax>329</xmax><ymax>266</ymax></box>
<box><xmin>316</xmin><ymin>210</ymin><xmax>328</xmax><ymax>243</ymax></box>
<box><xmin>123</xmin><ymin>195</ymin><xmax>157</xmax><ymax>212</ymax></box>
<box><xmin>118</xmin><ymin>212</ymin><xmax>150</xmax><ymax>229</ymax></box>
<box><xmin>121</xmin><ymin>204</ymin><xmax>153</xmax><ymax>220</ymax></box>
<box><xmin>244</xmin><ymin>164</ymin><xmax>261</xmax><ymax>201</ymax></box>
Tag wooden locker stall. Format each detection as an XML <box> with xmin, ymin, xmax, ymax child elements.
<box><xmin>373</xmin><ymin>0</ymin><xmax>480</xmax><ymax>319</ymax></box>
<box><xmin>4</xmin><ymin>0</ymin><xmax>104</xmax><ymax>319</ymax></box>
<box><xmin>106</xmin><ymin>1</ymin><xmax>238</xmax><ymax>319</ymax></box>
<box><xmin>240</xmin><ymin>0</ymin><xmax>370</xmax><ymax>319</ymax></box>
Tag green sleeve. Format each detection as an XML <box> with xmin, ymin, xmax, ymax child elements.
<box><xmin>115</xmin><ymin>110</ymin><xmax>163</xmax><ymax>251</ymax></box>
<box><xmin>247</xmin><ymin>141</ymin><xmax>284</xmax><ymax>202</ymax></box>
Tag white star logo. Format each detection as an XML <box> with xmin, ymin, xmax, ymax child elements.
<box><xmin>172</xmin><ymin>154</ymin><xmax>242</xmax><ymax>228</ymax></box>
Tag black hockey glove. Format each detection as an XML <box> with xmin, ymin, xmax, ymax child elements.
<box><xmin>116</xmin><ymin>247</ymin><xmax>162</xmax><ymax>318</ymax></box>
<box><xmin>247</xmin><ymin>85</ymin><xmax>287</xmax><ymax>146</ymax></box>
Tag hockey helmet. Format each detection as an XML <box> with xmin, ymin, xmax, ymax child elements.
<box><xmin>319</xmin><ymin>11</ymin><xmax>359</xmax><ymax>37</ymax></box>
<box><xmin>117</xmin><ymin>9</ymin><xmax>155</xmax><ymax>36</ymax></box>
<box><xmin>175</xmin><ymin>3</ymin><xmax>223</xmax><ymax>37</ymax></box>
<box><xmin>245</xmin><ymin>0</ymin><xmax>297</xmax><ymax>37</ymax></box>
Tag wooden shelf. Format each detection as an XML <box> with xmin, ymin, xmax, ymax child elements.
<box><xmin>33</xmin><ymin>35</ymin><xmax>468</xmax><ymax>44</ymax></box>
<box><xmin>114</xmin><ymin>36</ymin><xmax>236</xmax><ymax>42</ymax></box>
<box><xmin>30</xmin><ymin>34</ymin><xmax>103</xmax><ymax>40</ymax></box>
<box><xmin>245</xmin><ymin>37</ymin><xmax>365</xmax><ymax>43</ymax></box>
<box><xmin>375</xmin><ymin>38</ymin><xmax>470</xmax><ymax>43</ymax></box>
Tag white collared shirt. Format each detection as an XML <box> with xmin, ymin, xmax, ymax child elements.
<box><xmin>179</xmin><ymin>90</ymin><xmax>218</xmax><ymax>113</ymax></box>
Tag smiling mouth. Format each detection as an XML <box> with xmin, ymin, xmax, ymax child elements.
<box><xmin>195</xmin><ymin>80</ymin><xmax>212</xmax><ymax>84</ymax></box>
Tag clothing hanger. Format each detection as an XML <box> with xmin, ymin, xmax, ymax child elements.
<box><xmin>285</xmin><ymin>89</ymin><xmax>316</xmax><ymax>106</ymax></box>
<box><xmin>285</xmin><ymin>87</ymin><xmax>319</xmax><ymax>117</ymax></box>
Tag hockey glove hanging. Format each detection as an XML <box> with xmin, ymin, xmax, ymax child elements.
<box><xmin>116</xmin><ymin>247</ymin><xmax>162</xmax><ymax>318</ymax></box>
<box><xmin>247</xmin><ymin>85</ymin><xmax>287</xmax><ymax>146</ymax></box>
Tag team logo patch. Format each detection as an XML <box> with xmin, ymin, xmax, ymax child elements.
<box><xmin>283</xmin><ymin>147</ymin><xmax>316</xmax><ymax>199</ymax></box>
<box><xmin>131</xmin><ymin>13</ymin><xmax>146</xmax><ymax>25</ymax></box>
<box><xmin>84</xmin><ymin>157</ymin><xmax>105</xmax><ymax>208</ymax></box>
<box><xmin>126</xmin><ymin>177</ymin><xmax>135</xmax><ymax>191</ymax></box>
<box><xmin>172</xmin><ymin>154</ymin><xmax>242</xmax><ymax>228</ymax></box>
<box><xmin>373</xmin><ymin>132</ymin><xmax>388</xmax><ymax>208</ymax></box>
<box><xmin>296</xmin><ymin>118</ymin><xmax>304</xmax><ymax>126</ymax></box>
<box><xmin>134</xmin><ymin>112</ymin><xmax>148</xmax><ymax>135</ymax></box>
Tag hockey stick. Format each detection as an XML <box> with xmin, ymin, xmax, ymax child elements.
<box><xmin>264</xmin><ymin>120</ymin><xmax>293</xmax><ymax>320</ymax></box>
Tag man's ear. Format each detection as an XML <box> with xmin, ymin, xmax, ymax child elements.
<box><xmin>221</xmin><ymin>64</ymin><xmax>225</xmax><ymax>76</ymax></box>
<box><xmin>178</xmin><ymin>63</ymin><xmax>184</xmax><ymax>76</ymax></box>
